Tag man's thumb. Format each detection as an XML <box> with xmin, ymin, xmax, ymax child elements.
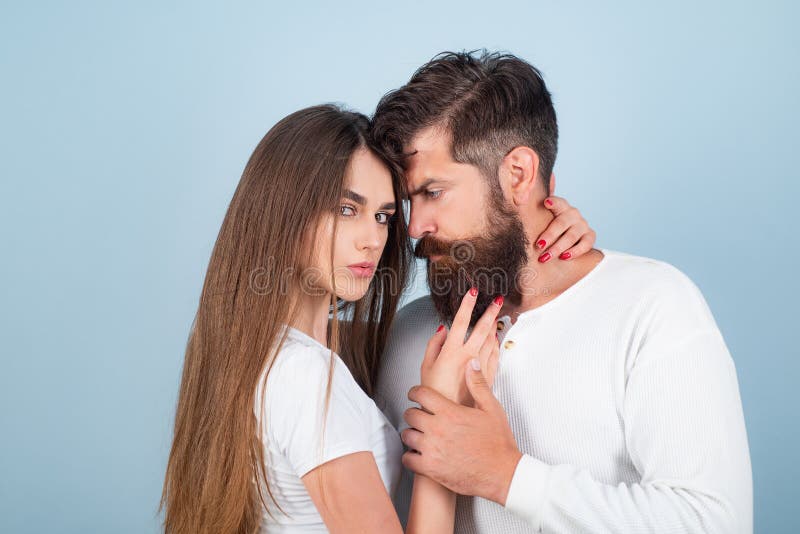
<box><xmin>466</xmin><ymin>358</ymin><xmax>495</xmax><ymax>411</ymax></box>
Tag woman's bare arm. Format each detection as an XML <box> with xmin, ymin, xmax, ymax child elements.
<box><xmin>303</xmin><ymin>451</ymin><xmax>457</xmax><ymax>533</ymax></box>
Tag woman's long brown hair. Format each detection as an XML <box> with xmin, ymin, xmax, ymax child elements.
<box><xmin>160</xmin><ymin>105</ymin><xmax>411</xmax><ymax>533</ymax></box>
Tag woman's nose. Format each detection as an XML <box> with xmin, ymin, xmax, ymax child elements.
<box><xmin>358</xmin><ymin>220</ymin><xmax>383</xmax><ymax>250</ymax></box>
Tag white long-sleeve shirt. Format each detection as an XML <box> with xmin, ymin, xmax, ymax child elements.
<box><xmin>375</xmin><ymin>249</ymin><xmax>752</xmax><ymax>533</ymax></box>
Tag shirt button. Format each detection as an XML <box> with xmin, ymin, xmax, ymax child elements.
<box><xmin>496</xmin><ymin>321</ymin><xmax>505</xmax><ymax>331</ymax></box>
<box><xmin>503</xmin><ymin>340</ymin><xmax>516</xmax><ymax>350</ymax></box>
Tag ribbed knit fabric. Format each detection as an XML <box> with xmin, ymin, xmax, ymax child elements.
<box><xmin>375</xmin><ymin>250</ymin><xmax>752</xmax><ymax>533</ymax></box>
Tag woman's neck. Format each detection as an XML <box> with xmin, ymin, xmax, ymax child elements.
<box><xmin>289</xmin><ymin>290</ymin><xmax>333</xmax><ymax>347</ymax></box>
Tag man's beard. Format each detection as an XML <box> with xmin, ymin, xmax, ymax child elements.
<box><xmin>414</xmin><ymin>195</ymin><xmax>529</xmax><ymax>327</ymax></box>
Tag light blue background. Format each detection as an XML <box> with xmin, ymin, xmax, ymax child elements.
<box><xmin>1</xmin><ymin>1</ymin><xmax>797</xmax><ymax>532</ymax></box>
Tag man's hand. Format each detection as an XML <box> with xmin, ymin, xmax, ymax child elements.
<box><xmin>402</xmin><ymin>359</ymin><xmax>523</xmax><ymax>506</ymax></box>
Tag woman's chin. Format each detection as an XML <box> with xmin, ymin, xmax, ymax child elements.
<box><xmin>335</xmin><ymin>282</ymin><xmax>371</xmax><ymax>302</ymax></box>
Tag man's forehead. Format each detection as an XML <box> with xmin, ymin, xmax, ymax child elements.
<box><xmin>403</xmin><ymin>127</ymin><xmax>453</xmax><ymax>189</ymax></box>
<box><xmin>404</xmin><ymin>126</ymin><xmax>450</xmax><ymax>160</ymax></box>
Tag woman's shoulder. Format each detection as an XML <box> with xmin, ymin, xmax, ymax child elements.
<box><xmin>256</xmin><ymin>328</ymin><xmax>378</xmax><ymax>464</ymax></box>
<box><xmin>261</xmin><ymin>327</ymin><xmax>370</xmax><ymax>412</ymax></box>
<box><xmin>271</xmin><ymin>328</ymin><xmax>331</xmax><ymax>372</ymax></box>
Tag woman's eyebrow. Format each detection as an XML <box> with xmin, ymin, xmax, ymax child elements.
<box><xmin>343</xmin><ymin>189</ymin><xmax>366</xmax><ymax>205</ymax></box>
<box><xmin>344</xmin><ymin>189</ymin><xmax>396</xmax><ymax>211</ymax></box>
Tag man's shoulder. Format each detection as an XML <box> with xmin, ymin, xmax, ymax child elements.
<box><xmin>601</xmin><ymin>249</ymin><xmax>703</xmax><ymax>297</ymax></box>
<box><xmin>376</xmin><ymin>296</ymin><xmax>440</xmax><ymax>425</ymax></box>
<box><xmin>393</xmin><ymin>295</ymin><xmax>440</xmax><ymax>330</ymax></box>
<box><xmin>380</xmin><ymin>295</ymin><xmax>439</xmax><ymax>375</ymax></box>
<box><xmin>600</xmin><ymin>250</ymin><xmax>713</xmax><ymax>325</ymax></box>
<box><xmin>380</xmin><ymin>295</ymin><xmax>441</xmax><ymax>363</ymax></box>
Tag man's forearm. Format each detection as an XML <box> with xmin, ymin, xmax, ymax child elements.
<box><xmin>505</xmin><ymin>455</ymin><xmax>748</xmax><ymax>533</ymax></box>
<box><xmin>482</xmin><ymin>448</ymin><xmax>524</xmax><ymax>506</ymax></box>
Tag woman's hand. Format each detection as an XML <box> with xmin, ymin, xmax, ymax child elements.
<box><xmin>420</xmin><ymin>288</ymin><xmax>502</xmax><ymax>406</ymax></box>
<box><xmin>535</xmin><ymin>196</ymin><xmax>597</xmax><ymax>262</ymax></box>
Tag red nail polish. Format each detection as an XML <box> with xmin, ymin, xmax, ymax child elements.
<box><xmin>559</xmin><ymin>251</ymin><xmax>572</xmax><ymax>260</ymax></box>
<box><xmin>469</xmin><ymin>286</ymin><xmax>478</xmax><ymax>297</ymax></box>
<box><xmin>538</xmin><ymin>252</ymin><xmax>552</xmax><ymax>263</ymax></box>
<box><xmin>545</xmin><ymin>199</ymin><xmax>554</xmax><ymax>207</ymax></box>
<box><xmin>493</xmin><ymin>295</ymin><xmax>504</xmax><ymax>306</ymax></box>
<box><xmin>536</xmin><ymin>239</ymin><xmax>546</xmax><ymax>249</ymax></box>
<box><xmin>436</xmin><ymin>324</ymin><xmax>445</xmax><ymax>333</ymax></box>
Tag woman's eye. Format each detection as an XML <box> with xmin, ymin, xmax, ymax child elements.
<box><xmin>340</xmin><ymin>205</ymin><xmax>356</xmax><ymax>217</ymax></box>
<box><xmin>376</xmin><ymin>212</ymin><xmax>394</xmax><ymax>225</ymax></box>
<box><xmin>426</xmin><ymin>189</ymin><xmax>443</xmax><ymax>200</ymax></box>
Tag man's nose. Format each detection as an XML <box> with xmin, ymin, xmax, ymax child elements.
<box><xmin>408</xmin><ymin>205</ymin><xmax>436</xmax><ymax>239</ymax></box>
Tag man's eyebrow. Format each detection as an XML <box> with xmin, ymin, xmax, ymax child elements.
<box><xmin>344</xmin><ymin>189</ymin><xmax>396</xmax><ymax>211</ymax></box>
<box><xmin>408</xmin><ymin>178</ymin><xmax>445</xmax><ymax>197</ymax></box>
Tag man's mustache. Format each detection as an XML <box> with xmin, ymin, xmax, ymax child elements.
<box><xmin>414</xmin><ymin>236</ymin><xmax>456</xmax><ymax>259</ymax></box>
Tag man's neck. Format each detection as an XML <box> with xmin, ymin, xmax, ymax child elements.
<box><xmin>501</xmin><ymin>247</ymin><xmax>605</xmax><ymax>323</ymax></box>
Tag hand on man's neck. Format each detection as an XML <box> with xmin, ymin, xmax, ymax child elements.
<box><xmin>501</xmin><ymin>211</ymin><xmax>604</xmax><ymax>323</ymax></box>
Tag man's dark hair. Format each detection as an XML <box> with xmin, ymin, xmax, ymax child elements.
<box><xmin>371</xmin><ymin>50</ymin><xmax>558</xmax><ymax>192</ymax></box>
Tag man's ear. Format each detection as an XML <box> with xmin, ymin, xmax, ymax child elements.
<box><xmin>502</xmin><ymin>146</ymin><xmax>540</xmax><ymax>206</ymax></box>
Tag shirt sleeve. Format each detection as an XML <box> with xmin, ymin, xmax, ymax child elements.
<box><xmin>263</xmin><ymin>344</ymin><xmax>373</xmax><ymax>478</ymax></box>
<box><xmin>505</xmin><ymin>269</ymin><xmax>753</xmax><ymax>533</ymax></box>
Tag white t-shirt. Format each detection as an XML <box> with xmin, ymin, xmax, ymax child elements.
<box><xmin>376</xmin><ymin>250</ymin><xmax>752</xmax><ymax>534</ymax></box>
<box><xmin>255</xmin><ymin>326</ymin><xmax>403</xmax><ymax>532</ymax></box>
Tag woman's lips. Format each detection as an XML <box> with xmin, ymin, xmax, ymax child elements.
<box><xmin>347</xmin><ymin>263</ymin><xmax>375</xmax><ymax>278</ymax></box>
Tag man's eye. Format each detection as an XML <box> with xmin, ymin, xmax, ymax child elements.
<box><xmin>340</xmin><ymin>205</ymin><xmax>356</xmax><ymax>216</ymax></box>
<box><xmin>426</xmin><ymin>190</ymin><xmax>443</xmax><ymax>200</ymax></box>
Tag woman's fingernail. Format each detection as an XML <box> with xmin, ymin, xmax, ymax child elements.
<box><xmin>436</xmin><ymin>324</ymin><xmax>445</xmax><ymax>333</ymax></box>
<box><xmin>470</xmin><ymin>358</ymin><xmax>481</xmax><ymax>371</ymax></box>
<box><xmin>538</xmin><ymin>252</ymin><xmax>552</xmax><ymax>263</ymax></box>
<box><xmin>559</xmin><ymin>251</ymin><xmax>572</xmax><ymax>260</ymax></box>
<box><xmin>493</xmin><ymin>295</ymin><xmax>504</xmax><ymax>306</ymax></box>
<box><xmin>469</xmin><ymin>286</ymin><xmax>478</xmax><ymax>297</ymax></box>
<box><xmin>545</xmin><ymin>199</ymin><xmax>554</xmax><ymax>207</ymax></box>
<box><xmin>536</xmin><ymin>239</ymin><xmax>546</xmax><ymax>249</ymax></box>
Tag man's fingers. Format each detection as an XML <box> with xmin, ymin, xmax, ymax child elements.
<box><xmin>486</xmin><ymin>345</ymin><xmax>500</xmax><ymax>387</ymax></box>
<box><xmin>401</xmin><ymin>427</ymin><xmax>425</xmax><ymax>451</ymax></box>
<box><xmin>403</xmin><ymin>407</ymin><xmax>432</xmax><ymax>432</ymax></box>
<box><xmin>408</xmin><ymin>385</ymin><xmax>454</xmax><ymax>415</ymax></box>
<box><xmin>401</xmin><ymin>450</ymin><xmax>425</xmax><ymax>474</ymax></box>
<box><xmin>465</xmin><ymin>359</ymin><xmax>500</xmax><ymax>412</ymax></box>
<box><xmin>448</xmin><ymin>287</ymin><xmax>478</xmax><ymax>344</ymax></box>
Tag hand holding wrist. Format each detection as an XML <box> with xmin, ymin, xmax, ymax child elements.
<box><xmin>487</xmin><ymin>447</ymin><xmax>524</xmax><ymax>505</ymax></box>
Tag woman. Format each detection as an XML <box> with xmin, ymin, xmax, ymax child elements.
<box><xmin>160</xmin><ymin>104</ymin><xmax>594</xmax><ymax>533</ymax></box>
